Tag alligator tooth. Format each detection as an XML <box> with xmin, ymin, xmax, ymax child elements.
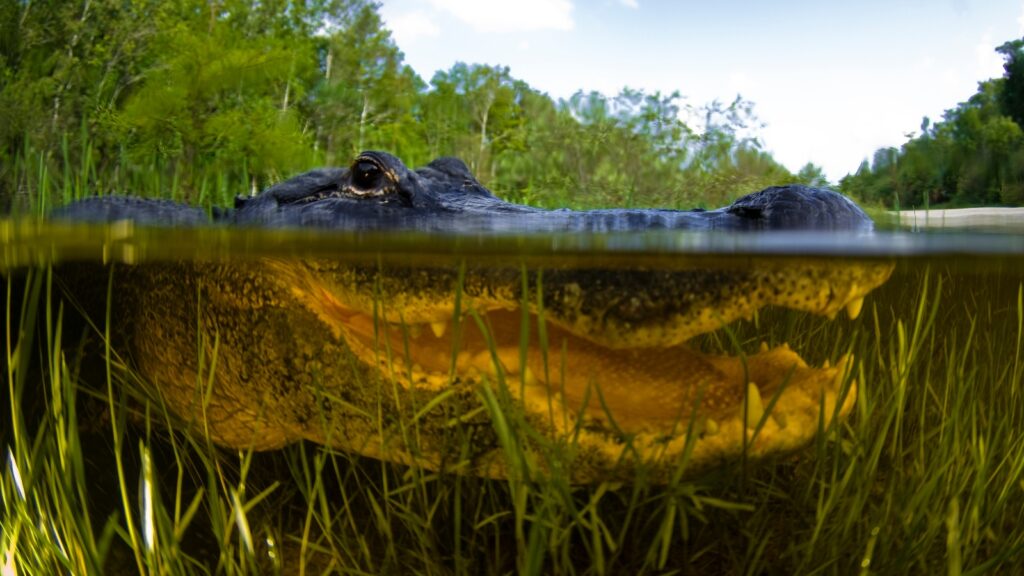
<box><xmin>822</xmin><ymin>359</ymin><xmax>831</xmax><ymax>368</ymax></box>
<box><xmin>745</xmin><ymin>383</ymin><xmax>765</xmax><ymax>428</ymax></box>
<box><xmin>845</xmin><ymin>298</ymin><xmax>864</xmax><ymax>320</ymax></box>
<box><xmin>703</xmin><ymin>417</ymin><xmax>720</xmax><ymax>436</ymax></box>
<box><xmin>430</xmin><ymin>321</ymin><xmax>447</xmax><ymax>338</ymax></box>
<box><xmin>522</xmin><ymin>367</ymin><xmax>537</xmax><ymax>386</ymax></box>
<box><xmin>472</xmin><ymin>350</ymin><xmax>498</xmax><ymax>373</ymax></box>
<box><xmin>759</xmin><ymin>341</ymin><xmax>769</xmax><ymax>353</ymax></box>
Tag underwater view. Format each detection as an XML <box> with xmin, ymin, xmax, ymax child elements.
<box><xmin>3</xmin><ymin>221</ymin><xmax>1023</xmax><ymax>574</ymax></box>
<box><xmin>8</xmin><ymin>0</ymin><xmax>1024</xmax><ymax>572</ymax></box>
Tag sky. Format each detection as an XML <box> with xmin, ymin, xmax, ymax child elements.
<box><xmin>377</xmin><ymin>0</ymin><xmax>1024</xmax><ymax>182</ymax></box>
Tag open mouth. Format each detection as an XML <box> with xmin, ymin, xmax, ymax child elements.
<box><xmin>270</xmin><ymin>258</ymin><xmax>893</xmax><ymax>473</ymax></box>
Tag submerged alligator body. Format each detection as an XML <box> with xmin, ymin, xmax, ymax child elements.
<box><xmin>55</xmin><ymin>152</ymin><xmax>892</xmax><ymax>482</ymax></box>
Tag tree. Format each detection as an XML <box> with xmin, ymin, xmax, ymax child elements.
<box><xmin>840</xmin><ymin>40</ymin><xmax>1024</xmax><ymax>208</ymax></box>
<box><xmin>0</xmin><ymin>0</ymin><xmax>162</xmax><ymax>183</ymax></box>
<box><xmin>997</xmin><ymin>39</ymin><xmax>1024</xmax><ymax>128</ymax></box>
<box><xmin>115</xmin><ymin>24</ymin><xmax>313</xmax><ymax>198</ymax></box>
<box><xmin>796</xmin><ymin>163</ymin><xmax>829</xmax><ymax>187</ymax></box>
<box><xmin>422</xmin><ymin>63</ymin><xmax>519</xmax><ymax>180</ymax></box>
<box><xmin>2</xmin><ymin>0</ymin><xmax>805</xmax><ymax>210</ymax></box>
<box><xmin>312</xmin><ymin>2</ymin><xmax>422</xmax><ymax>164</ymax></box>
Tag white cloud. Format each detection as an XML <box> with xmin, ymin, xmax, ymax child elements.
<box><xmin>428</xmin><ymin>0</ymin><xmax>574</xmax><ymax>33</ymax></box>
<box><xmin>1018</xmin><ymin>3</ymin><xmax>1024</xmax><ymax>35</ymax></box>
<box><xmin>383</xmin><ymin>10</ymin><xmax>441</xmax><ymax>45</ymax></box>
<box><xmin>620</xmin><ymin>0</ymin><xmax>639</xmax><ymax>8</ymax></box>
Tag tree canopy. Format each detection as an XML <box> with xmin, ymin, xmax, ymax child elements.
<box><xmin>2</xmin><ymin>0</ymin><xmax>832</xmax><ymax>210</ymax></box>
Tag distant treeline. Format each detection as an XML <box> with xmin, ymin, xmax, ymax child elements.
<box><xmin>841</xmin><ymin>40</ymin><xmax>1024</xmax><ymax>208</ymax></box>
<box><xmin>0</xmin><ymin>0</ymin><xmax>829</xmax><ymax>212</ymax></box>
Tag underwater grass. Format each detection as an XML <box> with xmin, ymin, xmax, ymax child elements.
<box><xmin>3</xmin><ymin>260</ymin><xmax>1024</xmax><ymax>574</ymax></box>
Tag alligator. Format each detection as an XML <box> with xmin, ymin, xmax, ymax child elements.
<box><xmin>59</xmin><ymin>151</ymin><xmax>877</xmax><ymax>231</ymax></box>
<box><xmin>54</xmin><ymin>151</ymin><xmax>893</xmax><ymax>482</ymax></box>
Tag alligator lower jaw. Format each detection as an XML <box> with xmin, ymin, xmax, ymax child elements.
<box><xmin>322</xmin><ymin>305</ymin><xmax>856</xmax><ymax>475</ymax></box>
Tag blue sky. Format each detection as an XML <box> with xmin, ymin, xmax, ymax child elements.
<box><xmin>378</xmin><ymin>0</ymin><xmax>1024</xmax><ymax>182</ymax></box>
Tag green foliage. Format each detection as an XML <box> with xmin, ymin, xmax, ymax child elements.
<box><xmin>114</xmin><ymin>24</ymin><xmax>313</xmax><ymax>198</ymax></box>
<box><xmin>1</xmin><ymin>0</ymin><xmax>804</xmax><ymax>211</ymax></box>
<box><xmin>842</xmin><ymin>37</ymin><xmax>1024</xmax><ymax>208</ymax></box>
<box><xmin>312</xmin><ymin>2</ymin><xmax>424</xmax><ymax>164</ymax></box>
<box><xmin>796</xmin><ymin>162</ymin><xmax>830</xmax><ymax>187</ymax></box>
<box><xmin>998</xmin><ymin>39</ymin><xmax>1024</xmax><ymax>128</ymax></box>
<box><xmin>0</xmin><ymin>0</ymin><xmax>157</xmax><ymax>192</ymax></box>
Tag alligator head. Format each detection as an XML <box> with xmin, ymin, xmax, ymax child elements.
<box><xmin>53</xmin><ymin>152</ymin><xmax>892</xmax><ymax>482</ymax></box>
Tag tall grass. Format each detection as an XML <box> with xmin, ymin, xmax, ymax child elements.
<box><xmin>2</xmin><ymin>136</ymin><xmax>261</xmax><ymax>217</ymax></box>
<box><xmin>3</xmin><ymin>261</ymin><xmax>1024</xmax><ymax>574</ymax></box>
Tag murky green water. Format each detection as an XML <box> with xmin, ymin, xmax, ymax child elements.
<box><xmin>3</xmin><ymin>219</ymin><xmax>1023</xmax><ymax>573</ymax></box>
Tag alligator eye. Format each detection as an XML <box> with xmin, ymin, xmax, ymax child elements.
<box><xmin>352</xmin><ymin>160</ymin><xmax>383</xmax><ymax>190</ymax></box>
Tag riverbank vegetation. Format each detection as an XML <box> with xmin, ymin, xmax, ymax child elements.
<box><xmin>841</xmin><ymin>40</ymin><xmax>1024</xmax><ymax>208</ymax></box>
<box><xmin>7</xmin><ymin>2</ymin><xmax>1024</xmax><ymax>212</ymax></box>
<box><xmin>1</xmin><ymin>0</ymin><xmax>824</xmax><ymax>213</ymax></box>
